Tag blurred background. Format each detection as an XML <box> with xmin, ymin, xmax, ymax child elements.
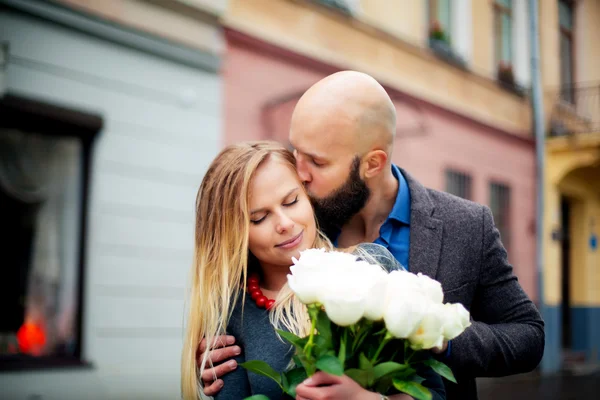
<box><xmin>0</xmin><ymin>0</ymin><xmax>598</xmax><ymax>399</ymax></box>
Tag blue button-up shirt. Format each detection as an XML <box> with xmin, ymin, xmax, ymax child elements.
<box><xmin>373</xmin><ymin>165</ymin><xmax>411</xmax><ymax>270</ymax></box>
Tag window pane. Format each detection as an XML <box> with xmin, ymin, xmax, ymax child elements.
<box><xmin>0</xmin><ymin>129</ymin><xmax>82</xmax><ymax>357</ymax></box>
<box><xmin>559</xmin><ymin>0</ymin><xmax>573</xmax><ymax>29</ymax></box>
<box><xmin>494</xmin><ymin>12</ymin><xmax>503</xmax><ymax>64</ymax></box>
<box><xmin>490</xmin><ymin>182</ymin><xmax>511</xmax><ymax>252</ymax></box>
<box><xmin>501</xmin><ymin>13</ymin><xmax>513</xmax><ymax>63</ymax></box>
<box><xmin>445</xmin><ymin>170</ymin><xmax>472</xmax><ymax>200</ymax></box>
<box><xmin>560</xmin><ymin>33</ymin><xmax>573</xmax><ymax>101</ymax></box>
<box><xmin>437</xmin><ymin>0</ymin><xmax>452</xmax><ymax>32</ymax></box>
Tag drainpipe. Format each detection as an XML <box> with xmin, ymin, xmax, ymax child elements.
<box><xmin>529</xmin><ymin>0</ymin><xmax>551</xmax><ymax>374</ymax></box>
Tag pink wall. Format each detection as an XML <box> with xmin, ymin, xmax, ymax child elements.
<box><xmin>224</xmin><ymin>29</ymin><xmax>537</xmax><ymax>300</ymax></box>
<box><xmin>393</xmin><ymin>109</ymin><xmax>537</xmax><ymax>300</ymax></box>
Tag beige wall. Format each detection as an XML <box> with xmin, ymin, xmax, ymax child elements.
<box><xmin>471</xmin><ymin>0</ymin><xmax>494</xmax><ymax>79</ymax></box>
<box><xmin>577</xmin><ymin>0</ymin><xmax>600</xmax><ymax>83</ymax></box>
<box><xmin>540</xmin><ymin>0</ymin><xmax>600</xmax><ymax>86</ymax></box>
<box><xmin>359</xmin><ymin>0</ymin><xmax>427</xmax><ymax>47</ymax></box>
<box><xmin>225</xmin><ymin>0</ymin><xmax>532</xmax><ymax>138</ymax></box>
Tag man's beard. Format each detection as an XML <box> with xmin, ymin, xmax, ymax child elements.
<box><xmin>309</xmin><ymin>157</ymin><xmax>371</xmax><ymax>237</ymax></box>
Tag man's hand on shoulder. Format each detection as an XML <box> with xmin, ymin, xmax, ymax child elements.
<box><xmin>197</xmin><ymin>335</ymin><xmax>241</xmax><ymax>396</ymax></box>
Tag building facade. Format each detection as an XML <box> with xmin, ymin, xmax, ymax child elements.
<box><xmin>223</xmin><ymin>0</ymin><xmax>537</xmax><ymax>299</ymax></box>
<box><xmin>0</xmin><ymin>0</ymin><xmax>223</xmax><ymax>398</ymax></box>
<box><xmin>541</xmin><ymin>0</ymin><xmax>600</xmax><ymax>374</ymax></box>
<box><xmin>222</xmin><ymin>0</ymin><xmax>600</xmax><ymax>374</ymax></box>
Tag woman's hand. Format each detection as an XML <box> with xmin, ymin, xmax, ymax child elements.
<box><xmin>295</xmin><ymin>372</ymin><xmax>377</xmax><ymax>400</ymax></box>
<box><xmin>295</xmin><ymin>372</ymin><xmax>414</xmax><ymax>400</ymax></box>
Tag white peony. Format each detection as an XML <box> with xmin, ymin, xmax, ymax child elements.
<box><xmin>361</xmin><ymin>264</ymin><xmax>390</xmax><ymax>321</ymax></box>
<box><xmin>440</xmin><ymin>303</ymin><xmax>471</xmax><ymax>340</ymax></box>
<box><xmin>288</xmin><ymin>248</ymin><xmax>364</xmax><ymax>306</ymax></box>
<box><xmin>408</xmin><ymin>303</ymin><xmax>446</xmax><ymax>350</ymax></box>
<box><xmin>415</xmin><ymin>273</ymin><xmax>444</xmax><ymax>304</ymax></box>
<box><xmin>321</xmin><ymin>272</ymin><xmax>367</xmax><ymax>326</ymax></box>
<box><xmin>383</xmin><ymin>291</ymin><xmax>430</xmax><ymax>339</ymax></box>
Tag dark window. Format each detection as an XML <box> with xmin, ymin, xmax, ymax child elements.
<box><xmin>490</xmin><ymin>182</ymin><xmax>511</xmax><ymax>252</ymax></box>
<box><xmin>559</xmin><ymin>0</ymin><xmax>575</xmax><ymax>103</ymax></box>
<box><xmin>0</xmin><ymin>94</ymin><xmax>101</xmax><ymax>370</ymax></box>
<box><xmin>429</xmin><ymin>0</ymin><xmax>452</xmax><ymax>41</ymax></box>
<box><xmin>494</xmin><ymin>0</ymin><xmax>513</xmax><ymax>67</ymax></box>
<box><xmin>445</xmin><ymin>169</ymin><xmax>472</xmax><ymax>200</ymax></box>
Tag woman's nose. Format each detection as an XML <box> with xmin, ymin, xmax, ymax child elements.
<box><xmin>275</xmin><ymin>212</ymin><xmax>295</xmax><ymax>234</ymax></box>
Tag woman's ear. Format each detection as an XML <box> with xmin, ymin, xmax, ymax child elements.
<box><xmin>362</xmin><ymin>150</ymin><xmax>388</xmax><ymax>179</ymax></box>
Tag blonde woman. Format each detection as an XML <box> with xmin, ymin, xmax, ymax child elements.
<box><xmin>181</xmin><ymin>141</ymin><xmax>445</xmax><ymax>400</ymax></box>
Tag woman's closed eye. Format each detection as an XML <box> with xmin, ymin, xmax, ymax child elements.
<box><xmin>250</xmin><ymin>213</ymin><xmax>267</xmax><ymax>225</ymax></box>
<box><xmin>283</xmin><ymin>196</ymin><xmax>299</xmax><ymax>207</ymax></box>
<box><xmin>250</xmin><ymin>196</ymin><xmax>299</xmax><ymax>224</ymax></box>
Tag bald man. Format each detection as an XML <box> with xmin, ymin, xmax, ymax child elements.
<box><xmin>198</xmin><ymin>71</ymin><xmax>544</xmax><ymax>400</ymax></box>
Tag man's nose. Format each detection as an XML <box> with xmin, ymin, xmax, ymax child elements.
<box><xmin>296</xmin><ymin>159</ymin><xmax>311</xmax><ymax>183</ymax></box>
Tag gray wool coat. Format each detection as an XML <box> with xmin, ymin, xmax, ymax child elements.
<box><xmin>399</xmin><ymin>168</ymin><xmax>544</xmax><ymax>400</ymax></box>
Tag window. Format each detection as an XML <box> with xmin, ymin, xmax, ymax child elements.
<box><xmin>0</xmin><ymin>94</ymin><xmax>101</xmax><ymax>369</ymax></box>
<box><xmin>429</xmin><ymin>0</ymin><xmax>452</xmax><ymax>43</ymax></box>
<box><xmin>0</xmin><ymin>130</ymin><xmax>83</xmax><ymax>359</ymax></box>
<box><xmin>490</xmin><ymin>182</ymin><xmax>511</xmax><ymax>252</ymax></box>
<box><xmin>493</xmin><ymin>0</ymin><xmax>513</xmax><ymax>68</ymax></box>
<box><xmin>559</xmin><ymin>0</ymin><xmax>575</xmax><ymax>103</ymax></box>
<box><xmin>445</xmin><ymin>169</ymin><xmax>472</xmax><ymax>200</ymax></box>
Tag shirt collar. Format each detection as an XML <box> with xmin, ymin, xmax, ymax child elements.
<box><xmin>388</xmin><ymin>165</ymin><xmax>411</xmax><ymax>225</ymax></box>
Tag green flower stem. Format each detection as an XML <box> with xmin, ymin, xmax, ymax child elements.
<box><xmin>338</xmin><ymin>328</ymin><xmax>348</xmax><ymax>368</ymax></box>
<box><xmin>371</xmin><ymin>331</ymin><xmax>394</xmax><ymax>364</ymax></box>
<box><xmin>404</xmin><ymin>342</ymin><xmax>415</xmax><ymax>364</ymax></box>
<box><xmin>304</xmin><ymin>304</ymin><xmax>319</xmax><ymax>362</ymax></box>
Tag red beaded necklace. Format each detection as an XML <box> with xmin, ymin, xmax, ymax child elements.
<box><xmin>247</xmin><ymin>273</ymin><xmax>276</xmax><ymax>310</ymax></box>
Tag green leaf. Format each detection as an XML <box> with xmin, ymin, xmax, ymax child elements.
<box><xmin>240</xmin><ymin>360</ymin><xmax>282</xmax><ymax>386</ymax></box>
<box><xmin>276</xmin><ymin>329</ymin><xmax>308</xmax><ymax>350</ymax></box>
<box><xmin>295</xmin><ymin>352</ymin><xmax>316</xmax><ymax>376</ymax></box>
<box><xmin>243</xmin><ymin>395</ymin><xmax>270</xmax><ymax>400</ymax></box>
<box><xmin>338</xmin><ymin>329</ymin><xmax>347</xmax><ymax>367</ymax></box>
<box><xmin>358</xmin><ymin>353</ymin><xmax>375</xmax><ymax>387</ymax></box>
<box><xmin>345</xmin><ymin>368</ymin><xmax>369</xmax><ymax>387</ymax></box>
<box><xmin>313</xmin><ymin>335</ymin><xmax>331</xmax><ymax>359</ymax></box>
<box><xmin>393</xmin><ymin>379</ymin><xmax>433</xmax><ymax>400</ymax></box>
<box><xmin>316</xmin><ymin>308</ymin><xmax>332</xmax><ymax>345</ymax></box>
<box><xmin>373</xmin><ymin>362</ymin><xmax>410</xmax><ymax>381</ymax></box>
<box><xmin>359</xmin><ymin>352</ymin><xmax>373</xmax><ymax>370</ymax></box>
<box><xmin>424</xmin><ymin>359</ymin><xmax>457</xmax><ymax>383</ymax></box>
<box><xmin>315</xmin><ymin>354</ymin><xmax>344</xmax><ymax>376</ymax></box>
<box><xmin>283</xmin><ymin>367</ymin><xmax>308</xmax><ymax>397</ymax></box>
<box><xmin>392</xmin><ymin>366</ymin><xmax>417</xmax><ymax>380</ymax></box>
<box><xmin>280</xmin><ymin>372</ymin><xmax>289</xmax><ymax>391</ymax></box>
<box><xmin>412</xmin><ymin>375</ymin><xmax>426</xmax><ymax>384</ymax></box>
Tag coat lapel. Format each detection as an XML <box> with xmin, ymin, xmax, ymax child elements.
<box><xmin>402</xmin><ymin>169</ymin><xmax>444</xmax><ymax>280</ymax></box>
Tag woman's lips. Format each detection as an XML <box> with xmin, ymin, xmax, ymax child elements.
<box><xmin>276</xmin><ymin>231</ymin><xmax>304</xmax><ymax>249</ymax></box>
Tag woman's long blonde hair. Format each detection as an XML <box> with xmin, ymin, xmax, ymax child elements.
<box><xmin>181</xmin><ymin>141</ymin><xmax>332</xmax><ymax>400</ymax></box>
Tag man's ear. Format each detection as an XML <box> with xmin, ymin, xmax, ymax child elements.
<box><xmin>361</xmin><ymin>150</ymin><xmax>388</xmax><ymax>179</ymax></box>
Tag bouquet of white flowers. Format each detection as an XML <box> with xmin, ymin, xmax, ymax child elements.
<box><xmin>241</xmin><ymin>249</ymin><xmax>471</xmax><ymax>400</ymax></box>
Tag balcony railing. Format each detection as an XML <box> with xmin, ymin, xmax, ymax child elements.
<box><xmin>549</xmin><ymin>83</ymin><xmax>600</xmax><ymax>137</ymax></box>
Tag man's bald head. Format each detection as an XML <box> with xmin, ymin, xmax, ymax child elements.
<box><xmin>290</xmin><ymin>71</ymin><xmax>396</xmax><ymax>155</ymax></box>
